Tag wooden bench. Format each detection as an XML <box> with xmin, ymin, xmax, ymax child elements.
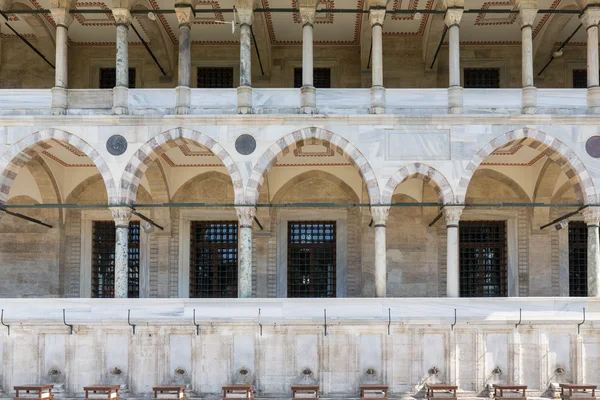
<box><xmin>560</xmin><ymin>384</ymin><xmax>597</xmax><ymax>399</ymax></box>
<box><xmin>14</xmin><ymin>385</ymin><xmax>54</xmax><ymax>400</ymax></box>
<box><xmin>427</xmin><ymin>384</ymin><xmax>458</xmax><ymax>400</ymax></box>
<box><xmin>493</xmin><ymin>384</ymin><xmax>527</xmax><ymax>400</ymax></box>
<box><xmin>153</xmin><ymin>386</ymin><xmax>186</xmax><ymax>400</ymax></box>
<box><xmin>360</xmin><ymin>384</ymin><xmax>388</xmax><ymax>399</ymax></box>
<box><xmin>83</xmin><ymin>385</ymin><xmax>120</xmax><ymax>400</ymax></box>
<box><xmin>291</xmin><ymin>384</ymin><xmax>320</xmax><ymax>400</ymax></box>
<box><xmin>222</xmin><ymin>385</ymin><xmax>253</xmax><ymax>399</ymax></box>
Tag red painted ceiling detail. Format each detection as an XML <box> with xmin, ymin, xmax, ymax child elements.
<box><xmin>474</xmin><ymin>1</ymin><xmax>517</xmax><ymax>26</ymax></box>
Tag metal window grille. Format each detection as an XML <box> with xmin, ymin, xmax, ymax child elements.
<box><xmin>91</xmin><ymin>221</ymin><xmax>140</xmax><ymax>298</ymax></box>
<box><xmin>189</xmin><ymin>221</ymin><xmax>238</xmax><ymax>298</ymax></box>
<box><xmin>288</xmin><ymin>221</ymin><xmax>336</xmax><ymax>298</ymax></box>
<box><xmin>569</xmin><ymin>221</ymin><xmax>588</xmax><ymax>297</ymax></box>
<box><xmin>459</xmin><ymin>221</ymin><xmax>507</xmax><ymax>297</ymax></box>
<box><xmin>294</xmin><ymin>68</ymin><xmax>332</xmax><ymax>88</ymax></box>
<box><xmin>573</xmin><ymin>69</ymin><xmax>587</xmax><ymax>88</ymax></box>
<box><xmin>197</xmin><ymin>67</ymin><xmax>234</xmax><ymax>88</ymax></box>
<box><xmin>99</xmin><ymin>68</ymin><xmax>136</xmax><ymax>89</ymax></box>
<box><xmin>463</xmin><ymin>68</ymin><xmax>500</xmax><ymax>88</ymax></box>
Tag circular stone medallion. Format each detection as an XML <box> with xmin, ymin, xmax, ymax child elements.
<box><xmin>235</xmin><ymin>134</ymin><xmax>257</xmax><ymax>155</ymax></box>
<box><xmin>586</xmin><ymin>136</ymin><xmax>600</xmax><ymax>159</ymax></box>
<box><xmin>107</xmin><ymin>135</ymin><xmax>128</xmax><ymax>156</ymax></box>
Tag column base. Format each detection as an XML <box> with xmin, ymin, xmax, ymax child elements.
<box><xmin>448</xmin><ymin>86</ymin><xmax>463</xmax><ymax>114</ymax></box>
<box><xmin>175</xmin><ymin>86</ymin><xmax>191</xmax><ymax>115</ymax></box>
<box><xmin>300</xmin><ymin>86</ymin><xmax>317</xmax><ymax>114</ymax></box>
<box><xmin>51</xmin><ymin>86</ymin><xmax>68</xmax><ymax>115</ymax></box>
<box><xmin>237</xmin><ymin>86</ymin><xmax>253</xmax><ymax>114</ymax></box>
<box><xmin>522</xmin><ymin>86</ymin><xmax>537</xmax><ymax>115</ymax></box>
<box><xmin>370</xmin><ymin>85</ymin><xmax>386</xmax><ymax>114</ymax></box>
<box><xmin>112</xmin><ymin>86</ymin><xmax>129</xmax><ymax>115</ymax></box>
<box><xmin>588</xmin><ymin>86</ymin><xmax>600</xmax><ymax>114</ymax></box>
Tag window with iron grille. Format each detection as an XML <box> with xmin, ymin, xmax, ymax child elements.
<box><xmin>569</xmin><ymin>221</ymin><xmax>588</xmax><ymax>296</ymax></box>
<box><xmin>99</xmin><ymin>68</ymin><xmax>136</xmax><ymax>89</ymax></box>
<box><xmin>197</xmin><ymin>67</ymin><xmax>234</xmax><ymax>88</ymax></box>
<box><xmin>91</xmin><ymin>221</ymin><xmax>140</xmax><ymax>298</ymax></box>
<box><xmin>573</xmin><ymin>69</ymin><xmax>587</xmax><ymax>88</ymax></box>
<box><xmin>459</xmin><ymin>221</ymin><xmax>507</xmax><ymax>297</ymax></box>
<box><xmin>294</xmin><ymin>68</ymin><xmax>331</xmax><ymax>88</ymax></box>
<box><xmin>288</xmin><ymin>221</ymin><xmax>336</xmax><ymax>298</ymax></box>
<box><xmin>464</xmin><ymin>68</ymin><xmax>500</xmax><ymax>88</ymax></box>
<box><xmin>189</xmin><ymin>221</ymin><xmax>238</xmax><ymax>298</ymax></box>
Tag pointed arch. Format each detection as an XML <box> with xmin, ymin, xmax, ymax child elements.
<box><xmin>245</xmin><ymin>127</ymin><xmax>380</xmax><ymax>204</ymax></box>
<box><xmin>120</xmin><ymin>127</ymin><xmax>243</xmax><ymax>205</ymax></box>
<box><xmin>0</xmin><ymin>129</ymin><xmax>117</xmax><ymax>205</ymax></box>
<box><xmin>457</xmin><ymin>128</ymin><xmax>597</xmax><ymax>204</ymax></box>
<box><xmin>382</xmin><ymin>163</ymin><xmax>454</xmax><ymax>204</ymax></box>
<box><xmin>271</xmin><ymin>170</ymin><xmax>360</xmax><ymax>203</ymax></box>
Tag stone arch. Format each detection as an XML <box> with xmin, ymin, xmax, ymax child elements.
<box><xmin>271</xmin><ymin>170</ymin><xmax>361</xmax><ymax>203</ymax></box>
<box><xmin>120</xmin><ymin>127</ymin><xmax>243</xmax><ymax>205</ymax></box>
<box><xmin>457</xmin><ymin>128</ymin><xmax>597</xmax><ymax>204</ymax></box>
<box><xmin>533</xmin><ymin>159</ymin><xmax>563</xmax><ymax>204</ymax></box>
<box><xmin>0</xmin><ymin>129</ymin><xmax>117</xmax><ymax>205</ymax></box>
<box><xmin>467</xmin><ymin>169</ymin><xmax>532</xmax><ymax>203</ymax></box>
<box><xmin>246</xmin><ymin>127</ymin><xmax>380</xmax><ymax>204</ymax></box>
<box><xmin>381</xmin><ymin>163</ymin><xmax>454</xmax><ymax>205</ymax></box>
<box><xmin>171</xmin><ymin>171</ymin><xmax>235</xmax><ymax>202</ymax></box>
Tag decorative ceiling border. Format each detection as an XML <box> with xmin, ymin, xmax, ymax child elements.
<box><xmin>532</xmin><ymin>0</ymin><xmax>562</xmax><ymax>40</ymax></box>
<box><xmin>384</xmin><ymin>0</ymin><xmax>433</xmax><ymax>37</ymax></box>
<box><xmin>73</xmin><ymin>1</ymin><xmax>114</xmax><ymax>26</ymax></box>
<box><xmin>42</xmin><ymin>151</ymin><xmax>96</xmax><ymax>167</ymax></box>
<box><xmin>474</xmin><ymin>1</ymin><xmax>517</xmax><ymax>26</ymax></box>
<box><xmin>481</xmin><ymin>153</ymin><xmax>545</xmax><ymax>166</ymax></box>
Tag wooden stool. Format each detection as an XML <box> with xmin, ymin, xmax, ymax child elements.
<box><xmin>560</xmin><ymin>384</ymin><xmax>597</xmax><ymax>400</ymax></box>
<box><xmin>493</xmin><ymin>384</ymin><xmax>527</xmax><ymax>400</ymax></box>
<box><xmin>427</xmin><ymin>384</ymin><xmax>458</xmax><ymax>400</ymax></box>
<box><xmin>83</xmin><ymin>385</ymin><xmax>120</xmax><ymax>400</ymax></box>
<box><xmin>153</xmin><ymin>386</ymin><xmax>186</xmax><ymax>400</ymax></box>
<box><xmin>291</xmin><ymin>384</ymin><xmax>320</xmax><ymax>400</ymax></box>
<box><xmin>14</xmin><ymin>385</ymin><xmax>54</xmax><ymax>400</ymax></box>
<box><xmin>360</xmin><ymin>384</ymin><xmax>388</xmax><ymax>399</ymax></box>
<box><xmin>222</xmin><ymin>384</ymin><xmax>253</xmax><ymax>399</ymax></box>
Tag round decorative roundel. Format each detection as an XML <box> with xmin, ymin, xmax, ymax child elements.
<box><xmin>106</xmin><ymin>135</ymin><xmax>128</xmax><ymax>156</ymax></box>
<box><xmin>586</xmin><ymin>136</ymin><xmax>600</xmax><ymax>159</ymax></box>
<box><xmin>235</xmin><ymin>134</ymin><xmax>257</xmax><ymax>155</ymax></box>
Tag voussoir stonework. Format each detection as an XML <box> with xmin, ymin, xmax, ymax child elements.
<box><xmin>381</xmin><ymin>163</ymin><xmax>455</xmax><ymax>205</ymax></box>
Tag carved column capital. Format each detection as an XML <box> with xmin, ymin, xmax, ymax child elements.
<box><xmin>582</xmin><ymin>7</ymin><xmax>600</xmax><ymax>28</ymax></box>
<box><xmin>110</xmin><ymin>207</ymin><xmax>133</xmax><ymax>226</ymax></box>
<box><xmin>444</xmin><ymin>206</ymin><xmax>464</xmax><ymax>226</ymax></box>
<box><xmin>369</xmin><ymin>8</ymin><xmax>386</xmax><ymax>27</ymax></box>
<box><xmin>112</xmin><ymin>8</ymin><xmax>132</xmax><ymax>25</ymax></box>
<box><xmin>175</xmin><ymin>4</ymin><xmax>195</xmax><ymax>25</ymax></box>
<box><xmin>517</xmin><ymin>7</ymin><xmax>538</xmax><ymax>27</ymax></box>
<box><xmin>371</xmin><ymin>206</ymin><xmax>390</xmax><ymax>226</ymax></box>
<box><xmin>236</xmin><ymin>206</ymin><xmax>256</xmax><ymax>227</ymax></box>
<box><xmin>582</xmin><ymin>207</ymin><xmax>600</xmax><ymax>225</ymax></box>
<box><xmin>50</xmin><ymin>7</ymin><xmax>74</xmax><ymax>28</ymax></box>
<box><xmin>236</xmin><ymin>7</ymin><xmax>254</xmax><ymax>26</ymax></box>
<box><xmin>444</xmin><ymin>7</ymin><xmax>463</xmax><ymax>26</ymax></box>
<box><xmin>300</xmin><ymin>6</ymin><xmax>316</xmax><ymax>25</ymax></box>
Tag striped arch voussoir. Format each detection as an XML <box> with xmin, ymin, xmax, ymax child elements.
<box><xmin>381</xmin><ymin>163</ymin><xmax>455</xmax><ymax>205</ymax></box>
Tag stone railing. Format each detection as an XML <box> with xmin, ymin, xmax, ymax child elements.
<box><xmin>0</xmin><ymin>88</ymin><xmax>589</xmax><ymax>116</ymax></box>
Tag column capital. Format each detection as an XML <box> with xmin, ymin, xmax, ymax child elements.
<box><xmin>517</xmin><ymin>7</ymin><xmax>538</xmax><ymax>27</ymax></box>
<box><xmin>444</xmin><ymin>206</ymin><xmax>464</xmax><ymax>226</ymax></box>
<box><xmin>236</xmin><ymin>6</ymin><xmax>254</xmax><ymax>25</ymax></box>
<box><xmin>236</xmin><ymin>206</ymin><xmax>256</xmax><ymax>226</ymax></box>
<box><xmin>369</xmin><ymin>8</ymin><xmax>386</xmax><ymax>27</ymax></box>
<box><xmin>112</xmin><ymin>8</ymin><xmax>132</xmax><ymax>25</ymax></box>
<box><xmin>371</xmin><ymin>206</ymin><xmax>390</xmax><ymax>226</ymax></box>
<box><xmin>110</xmin><ymin>206</ymin><xmax>133</xmax><ymax>226</ymax></box>
<box><xmin>299</xmin><ymin>6</ymin><xmax>317</xmax><ymax>25</ymax></box>
<box><xmin>175</xmin><ymin>1</ymin><xmax>197</xmax><ymax>25</ymax></box>
<box><xmin>582</xmin><ymin>6</ymin><xmax>600</xmax><ymax>28</ymax></box>
<box><xmin>444</xmin><ymin>7</ymin><xmax>463</xmax><ymax>27</ymax></box>
<box><xmin>50</xmin><ymin>7</ymin><xmax>74</xmax><ymax>28</ymax></box>
<box><xmin>582</xmin><ymin>207</ymin><xmax>600</xmax><ymax>225</ymax></box>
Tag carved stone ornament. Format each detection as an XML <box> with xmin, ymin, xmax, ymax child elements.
<box><xmin>299</xmin><ymin>6</ymin><xmax>316</xmax><ymax>25</ymax></box>
<box><xmin>581</xmin><ymin>207</ymin><xmax>600</xmax><ymax>225</ymax></box>
<box><xmin>370</xmin><ymin>207</ymin><xmax>390</xmax><ymax>225</ymax></box>
<box><xmin>444</xmin><ymin>206</ymin><xmax>464</xmax><ymax>226</ymax></box>
<box><xmin>112</xmin><ymin>8</ymin><xmax>132</xmax><ymax>25</ymax></box>
<box><xmin>110</xmin><ymin>207</ymin><xmax>133</xmax><ymax>226</ymax></box>
<box><xmin>236</xmin><ymin>206</ymin><xmax>256</xmax><ymax>226</ymax></box>
<box><xmin>369</xmin><ymin>9</ymin><xmax>386</xmax><ymax>26</ymax></box>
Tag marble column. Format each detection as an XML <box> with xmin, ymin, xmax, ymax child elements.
<box><xmin>175</xmin><ymin>5</ymin><xmax>194</xmax><ymax>114</ymax></box>
<box><xmin>371</xmin><ymin>207</ymin><xmax>389</xmax><ymax>297</ymax></box>
<box><xmin>111</xmin><ymin>207</ymin><xmax>133</xmax><ymax>298</ymax></box>
<box><xmin>444</xmin><ymin>207</ymin><xmax>463</xmax><ymax>297</ymax></box>
<box><xmin>583</xmin><ymin>207</ymin><xmax>600</xmax><ymax>296</ymax></box>
<box><xmin>50</xmin><ymin>8</ymin><xmax>73</xmax><ymax>115</ymax></box>
<box><xmin>237</xmin><ymin>8</ymin><xmax>253</xmax><ymax>114</ymax></box>
<box><xmin>369</xmin><ymin>9</ymin><xmax>386</xmax><ymax>114</ymax></box>
<box><xmin>300</xmin><ymin>7</ymin><xmax>316</xmax><ymax>114</ymax></box>
<box><xmin>444</xmin><ymin>8</ymin><xmax>463</xmax><ymax>114</ymax></box>
<box><xmin>112</xmin><ymin>8</ymin><xmax>131</xmax><ymax>115</ymax></box>
<box><xmin>518</xmin><ymin>5</ymin><xmax>537</xmax><ymax>114</ymax></box>
<box><xmin>583</xmin><ymin>8</ymin><xmax>600</xmax><ymax>114</ymax></box>
<box><xmin>236</xmin><ymin>206</ymin><xmax>256</xmax><ymax>298</ymax></box>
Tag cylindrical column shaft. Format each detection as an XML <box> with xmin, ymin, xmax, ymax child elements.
<box><xmin>116</xmin><ymin>23</ymin><xmax>129</xmax><ymax>88</ymax></box>
<box><xmin>55</xmin><ymin>25</ymin><xmax>68</xmax><ymax>88</ymax></box>
<box><xmin>302</xmin><ymin>23</ymin><xmax>313</xmax><ymax>87</ymax></box>
<box><xmin>448</xmin><ymin>24</ymin><xmax>460</xmax><ymax>88</ymax></box>
<box><xmin>588</xmin><ymin>24</ymin><xmax>599</xmax><ymax>89</ymax></box>
<box><xmin>240</xmin><ymin>23</ymin><xmax>252</xmax><ymax>87</ymax></box>
<box><xmin>178</xmin><ymin>23</ymin><xmax>191</xmax><ymax>87</ymax></box>
<box><xmin>114</xmin><ymin>224</ymin><xmax>130</xmax><ymax>298</ymax></box>
<box><xmin>238</xmin><ymin>225</ymin><xmax>253</xmax><ymax>298</ymax></box>
<box><xmin>372</xmin><ymin>23</ymin><xmax>383</xmax><ymax>87</ymax></box>
<box><xmin>374</xmin><ymin>223</ymin><xmax>387</xmax><ymax>297</ymax></box>
<box><xmin>588</xmin><ymin>223</ymin><xmax>600</xmax><ymax>296</ymax></box>
<box><xmin>521</xmin><ymin>24</ymin><xmax>534</xmax><ymax>88</ymax></box>
<box><xmin>447</xmin><ymin>225</ymin><xmax>460</xmax><ymax>297</ymax></box>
